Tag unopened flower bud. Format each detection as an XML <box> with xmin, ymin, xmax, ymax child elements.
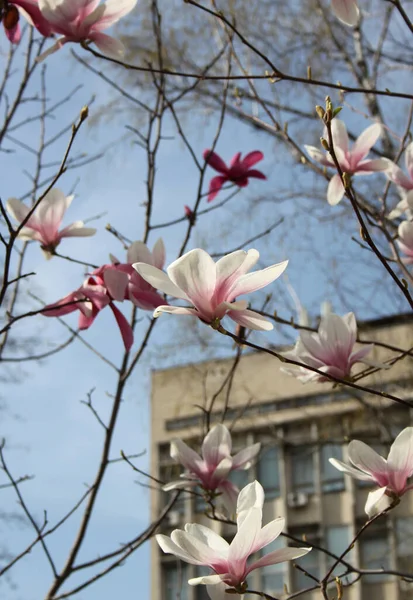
<box><xmin>315</xmin><ymin>105</ymin><xmax>325</xmax><ymax>120</ymax></box>
<box><xmin>342</xmin><ymin>172</ymin><xmax>351</xmax><ymax>188</ymax></box>
<box><xmin>80</xmin><ymin>106</ymin><xmax>89</xmax><ymax>122</ymax></box>
<box><xmin>320</xmin><ymin>137</ymin><xmax>329</xmax><ymax>151</ymax></box>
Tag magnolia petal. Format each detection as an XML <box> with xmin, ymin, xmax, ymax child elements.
<box><xmin>386</xmin><ymin>162</ymin><xmax>413</xmax><ymax>189</ymax></box>
<box><xmin>240</xmin><ymin>150</ymin><xmax>264</xmax><ymax>169</ymax></box>
<box><xmin>203</xmin><ymin>150</ymin><xmax>228</xmax><ymax>174</ymax></box>
<box><xmin>207</xmin><ymin>175</ymin><xmax>227</xmax><ymax>202</ymax></box>
<box><xmin>228</xmin><ymin>508</ymin><xmax>262</xmax><ymax>564</ymax></box>
<box><xmin>109</xmin><ymin>304</ymin><xmax>133</xmax><ymax>351</ymax></box>
<box><xmin>91</xmin><ymin>32</ymin><xmax>126</xmax><ymax>58</ymax></box>
<box><xmin>133</xmin><ymin>263</ymin><xmax>188</xmax><ymax>299</ymax></box>
<box><xmin>331</xmin><ymin>119</ymin><xmax>349</xmax><ymax>154</ymax></box>
<box><xmin>184</xmin><ymin>524</ymin><xmax>229</xmax><ymax>554</ymax></box>
<box><xmin>352</xmin><ymin>124</ymin><xmax>382</xmax><ymax>164</ymax></box>
<box><xmin>206</xmin><ymin>582</ymin><xmax>230</xmax><ymax>600</ymax></box>
<box><xmin>355</xmin><ymin>158</ymin><xmax>389</xmax><ymax>173</ymax></box>
<box><xmin>103</xmin><ymin>269</ymin><xmax>129</xmax><ymax>301</ymax></box>
<box><xmin>153</xmin><ymin>305</ymin><xmax>199</xmax><ymax>318</ymax></box>
<box><xmin>127</xmin><ymin>241</ymin><xmax>153</xmax><ymax>265</ymax></box>
<box><xmin>167</xmin><ymin>249</ymin><xmax>216</xmax><ymax>312</ymax></box>
<box><xmin>36</xmin><ymin>38</ymin><xmax>68</xmax><ymax>63</ymax></box>
<box><xmin>387</xmin><ymin>427</ymin><xmax>413</xmax><ymax>488</ymax></box>
<box><xmin>188</xmin><ymin>574</ymin><xmax>227</xmax><ymax>586</ymax></box>
<box><xmin>87</xmin><ymin>0</ymin><xmax>137</xmax><ymax>29</ymax></box>
<box><xmin>246</xmin><ymin>169</ymin><xmax>266</xmax><ymax>180</ymax></box>
<box><xmin>232</xmin><ymin>443</ymin><xmax>261</xmax><ymax>469</ymax></box>
<box><xmin>304</xmin><ymin>145</ymin><xmax>332</xmax><ymax>167</ymax></box>
<box><xmin>6</xmin><ymin>197</ymin><xmax>31</xmax><ymax>224</ymax></box>
<box><xmin>218</xmin><ymin>480</ymin><xmax>239</xmax><ymax>512</ymax></box>
<box><xmin>60</xmin><ymin>222</ymin><xmax>97</xmax><ymax>237</ymax></box>
<box><xmin>365</xmin><ymin>487</ymin><xmax>388</xmax><ymax>517</ymax></box>
<box><xmin>327</xmin><ymin>173</ymin><xmax>345</xmax><ymax>206</ymax></box>
<box><xmin>162</xmin><ymin>479</ymin><xmax>197</xmax><ymax>491</ymax></box>
<box><xmin>252</xmin><ymin>517</ymin><xmax>285</xmax><ymax>554</ymax></box>
<box><xmin>247</xmin><ymin>546</ymin><xmax>312</xmax><ymax>576</ymax></box>
<box><xmin>156</xmin><ymin>533</ymin><xmax>204</xmax><ymax>565</ymax></box>
<box><xmin>227</xmin><ymin>308</ymin><xmax>273</xmax><ymax>331</ymax></box>
<box><xmin>202</xmin><ymin>424</ymin><xmax>232</xmax><ymax>466</ymax></box>
<box><xmin>237</xmin><ymin>481</ymin><xmax>264</xmax><ymax>527</ymax></box>
<box><xmin>330</xmin><ymin>0</ymin><xmax>359</xmax><ymax>24</ymax></box>
<box><xmin>152</xmin><ymin>238</ymin><xmax>166</xmax><ymax>269</ymax></box>
<box><xmin>329</xmin><ymin>457</ymin><xmax>372</xmax><ymax>481</ymax></box>
<box><xmin>405</xmin><ymin>142</ymin><xmax>413</xmax><ymax>179</ymax></box>
<box><xmin>228</xmin><ymin>260</ymin><xmax>288</xmax><ymax>298</ymax></box>
<box><xmin>172</xmin><ymin>530</ymin><xmax>221</xmax><ymax>565</ymax></box>
<box><xmin>170</xmin><ymin>439</ymin><xmax>203</xmax><ymax>472</ymax></box>
<box><xmin>348</xmin><ymin>440</ymin><xmax>387</xmax><ymax>477</ymax></box>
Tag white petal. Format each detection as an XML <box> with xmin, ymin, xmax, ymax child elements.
<box><xmin>352</xmin><ymin>124</ymin><xmax>382</xmax><ymax>163</ymax></box>
<box><xmin>387</xmin><ymin>427</ymin><xmax>413</xmax><ymax>481</ymax></box>
<box><xmin>127</xmin><ymin>241</ymin><xmax>152</xmax><ymax>265</ymax></box>
<box><xmin>365</xmin><ymin>487</ymin><xmax>388</xmax><ymax>517</ymax></box>
<box><xmin>184</xmin><ymin>524</ymin><xmax>229</xmax><ymax>554</ymax></box>
<box><xmin>6</xmin><ymin>197</ymin><xmax>31</xmax><ymax>224</ymax></box>
<box><xmin>228</xmin><ymin>260</ymin><xmax>288</xmax><ymax>298</ymax></box>
<box><xmin>152</xmin><ymin>238</ymin><xmax>166</xmax><ymax>269</ymax></box>
<box><xmin>60</xmin><ymin>222</ymin><xmax>96</xmax><ymax>237</ymax></box>
<box><xmin>172</xmin><ymin>530</ymin><xmax>220</xmax><ymax>564</ymax></box>
<box><xmin>330</xmin><ymin>0</ymin><xmax>359</xmax><ymax>25</ymax></box>
<box><xmin>237</xmin><ymin>481</ymin><xmax>264</xmax><ymax>526</ymax></box>
<box><xmin>227</xmin><ymin>308</ymin><xmax>273</xmax><ymax>331</ymax></box>
<box><xmin>327</xmin><ymin>174</ymin><xmax>345</xmax><ymax>206</ymax></box>
<box><xmin>170</xmin><ymin>439</ymin><xmax>203</xmax><ymax>472</ymax></box>
<box><xmin>188</xmin><ymin>574</ymin><xmax>227</xmax><ymax>586</ymax></box>
<box><xmin>167</xmin><ymin>249</ymin><xmax>216</xmax><ymax>312</ymax></box>
<box><xmin>329</xmin><ymin>458</ymin><xmax>372</xmax><ymax>481</ymax></box>
<box><xmin>232</xmin><ymin>443</ymin><xmax>261</xmax><ymax>469</ymax></box>
<box><xmin>228</xmin><ymin>508</ymin><xmax>262</xmax><ymax>564</ymax></box>
<box><xmin>331</xmin><ymin>119</ymin><xmax>349</xmax><ymax>153</ymax></box>
<box><xmin>156</xmin><ymin>533</ymin><xmax>204</xmax><ymax>565</ymax></box>
<box><xmin>252</xmin><ymin>517</ymin><xmax>285</xmax><ymax>554</ymax></box>
<box><xmin>304</xmin><ymin>145</ymin><xmax>332</xmax><ymax>167</ymax></box>
<box><xmin>348</xmin><ymin>440</ymin><xmax>387</xmax><ymax>477</ymax></box>
<box><xmin>86</xmin><ymin>0</ymin><xmax>137</xmax><ymax>30</ymax></box>
<box><xmin>202</xmin><ymin>424</ymin><xmax>232</xmax><ymax>465</ymax></box>
<box><xmin>153</xmin><ymin>305</ymin><xmax>199</xmax><ymax>318</ymax></box>
<box><xmin>91</xmin><ymin>33</ymin><xmax>127</xmax><ymax>59</ymax></box>
<box><xmin>247</xmin><ymin>546</ymin><xmax>312</xmax><ymax>575</ymax></box>
<box><xmin>133</xmin><ymin>263</ymin><xmax>188</xmax><ymax>299</ymax></box>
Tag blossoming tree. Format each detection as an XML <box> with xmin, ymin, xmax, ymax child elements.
<box><xmin>0</xmin><ymin>1</ymin><xmax>413</xmax><ymax>599</ymax></box>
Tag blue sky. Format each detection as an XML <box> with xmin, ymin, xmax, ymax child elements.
<box><xmin>0</xmin><ymin>12</ymin><xmax>410</xmax><ymax>600</ymax></box>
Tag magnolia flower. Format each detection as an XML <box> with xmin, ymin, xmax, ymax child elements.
<box><xmin>203</xmin><ymin>150</ymin><xmax>266</xmax><ymax>202</ymax></box>
<box><xmin>397</xmin><ymin>221</ymin><xmax>413</xmax><ymax>264</ymax></box>
<box><xmin>281</xmin><ymin>312</ymin><xmax>379</xmax><ymax>383</ymax></box>
<box><xmin>133</xmin><ymin>248</ymin><xmax>288</xmax><ymax>331</ymax></box>
<box><xmin>93</xmin><ymin>239</ymin><xmax>166</xmax><ymax>311</ymax></box>
<box><xmin>43</xmin><ymin>272</ymin><xmax>133</xmax><ymax>350</ymax></box>
<box><xmin>163</xmin><ymin>424</ymin><xmax>261</xmax><ymax>509</ymax></box>
<box><xmin>386</xmin><ymin>143</ymin><xmax>413</xmax><ymax>219</ymax></box>
<box><xmin>330</xmin><ymin>0</ymin><xmax>359</xmax><ymax>25</ymax></box>
<box><xmin>6</xmin><ymin>189</ymin><xmax>96</xmax><ymax>259</ymax></box>
<box><xmin>157</xmin><ymin>481</ymin><xmax>311</xmax><ymax>597</ymax></box>
<box><xmin>330</xmin><ymin>428</ymin><xmax>413</xmax><ymax>516</ymax></box>
<box><xmin>184</xmin><ymin>204</ymin><xmax>195</xmax><ymax>224</ymax></box>
<box><xmin>305</xmin><ymin>120</ymin><xmax>388</xmax><ymax>205</ymax></box>
<box><xmin>2</xmin><ymin>0</ymin><xmax>53</xmax><ymax>43</ymax></box>
<box><xmin>37</xmin><ymin>0</ymin><xmax>137</xmax><ymax>61</ymax></box>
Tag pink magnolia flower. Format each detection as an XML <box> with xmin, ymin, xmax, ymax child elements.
<box><xmin>203</xmin><ymin>150</ymin><xmax>266</xmax><ymax>202</ymax></box>
<box><xmin>133</xmin><ymin>248</ymin><xmax>288</xmax><ymax>331</ymax></box>
<box><xmin>184</xmin><ymin>204</ymin><xmax>195</xmax><ymax>224</ymax></box>
<box><xmin>330</xmin><ymin>0</ymin><xmax>359</xmax><ymax>25</ymax></box>
<box><xmin>2</xmin><ymin>0</ymin><xmax>53</xmax><ymax>43</ymax></box>
<box><xmin>43</xmin><ymin>271</ymin><xmax>133</xmax><ymax>350</ymax></box>
<box><xmin>281</xmin><ymin>312</ymin><xmax>380</xmax><ymax>383</ymax></box>
<box><xmin>305</xmin><ymin>119</ymin><xmax>388</xmax><ymax>205</ymax></box>
<box><xmin>157</xmin><ymin>481</ymin><xmax>311</xmax><ymax>597</ymax></box>
<box><xmin>37</xmin><ymin>0</ymin><xmax>137</xmax><ymax>61</ymax></box>
<box><xmin>397</xmin><ymin>221</ymin><xmax>413</xmax><ymax>264</ymax></box>
<box><xmin>6</xmin><ymin>189</ymin><xmax>96</xmax><ymax>259</ymax></box>
<box><xmin>93</xmin><ymin>239</ymin><xmax>167</xmax><ymax>311</ymax></box>
<box><xmin>330</xmin><ymin>428</ymin><xmax>413</xmax><ymax>516</ymax></box>
<box><xmin>386</xmin><ymin>143</ymin><xmax>413</xmax><ymax>219</ymax></box>
<box><xmin>163</xmin><ymin>424</ymin><xmax>261</xmax><ymax>509</ymax></box>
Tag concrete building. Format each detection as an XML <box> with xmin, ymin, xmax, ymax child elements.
<box><xmin>150</xmin><ymin>314</ymin><xmax>413</xmax><ymax>600</ymax></box>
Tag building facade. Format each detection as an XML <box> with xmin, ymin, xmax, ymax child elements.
<box><xmin>150</xmin><ymin>314</ymin><xmax>413</xmax><ymax>600</ymax></box>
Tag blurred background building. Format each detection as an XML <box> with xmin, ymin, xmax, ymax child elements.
<box><xmin>150</xmin><ymin>314</ymin><xmax>413</xmax><ymax>600</ymax></box>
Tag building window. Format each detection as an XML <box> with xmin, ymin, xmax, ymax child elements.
<box><xmin>359</xmin><ymin>525</ymin><xmax>391</xmax><ymax>583</ymax></box>
<box><xmin>260</xmin><ymin>536</ymin><xmax>287</xmax><ymax>594</ymax></box>
<box><xmin>320</xmin><ymin>444</ymin><xmax>344</xmax><ymax>492</ymax></box>
<box><xmin>228</xmin><ymin>467</ymin><xmax>250</xmax><ymax>492</ymax></box>
<box><xmin>163</xmin><ymin>562</ymin><xmax>189</xmax><ymax>600</ymax></box>
<box><xmin>396</xmin><ymin>516</ymin><xmax>413</xmax><ymax>587</ymax></box>
<box><xmin>193</xmin><ymin>567</ymin><xmax>213</xmax><ymax>600</ymax></box>
<box><xmin>325</xmin><ymin>525</ymin><xmax>352</xmax><ymax>582</ymax></box>
<box><xmin>291</xmin><ymin>537</ymin><xmax>321</xmax><ymax>591</ymax></box>
<box><xmin>289</xmin><ymin>445</ymin><xmax>315</xmax><ymax>494</ymax></box>
<box><xmin>257</xmin><ymin>446</ymin><xmax>280</xmax><ymax>498</ymax></box>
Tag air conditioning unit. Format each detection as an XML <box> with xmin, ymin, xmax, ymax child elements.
<box><xmin>166</xmin><ymin>510</ymin><xmax>182</xmax><ymax>526</ymax></box>
<box><xmin>287</xmin><ymin>492</ymin><xmax>309</xmax><ymax>508</ymax></box>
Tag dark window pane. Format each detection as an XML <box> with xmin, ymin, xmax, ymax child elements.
<box><xmin>163</xmin><ymin>563</ymin><xmax>189</xmax><ymax>600</ymax></box>
<box><xmin>321</xmin><ymin>444</ymin><xmax>344</xmax><ymax>492</ymax></box>
<box><xmin>360</xmin><ymin>527</ymin><xmax>391</xmax><ymax>583</ymax></box>
<box><xmin>257</xmin><ymin>446</ymin><xmax>280</xmax><ymax>498</ymax></box>
<box><xmin>290</xmin><ymin>445</ymin><xmax>315</xmax><ymax>494</ymax></box>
